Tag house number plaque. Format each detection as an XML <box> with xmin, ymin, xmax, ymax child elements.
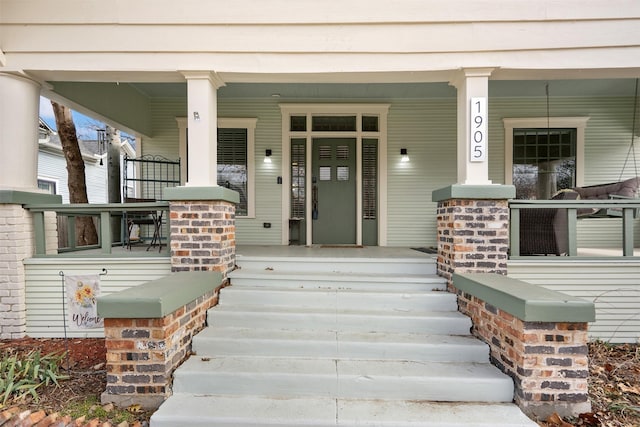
<box><xmin>470</xmin><ymin>97</ymin><xmax>487</xmax><ymax>162</ymax></box>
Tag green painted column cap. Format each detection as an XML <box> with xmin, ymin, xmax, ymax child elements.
<box><xmin>453</xmin><ymin>272</ymin><xmax>596</xmax><ymax>323</ymax></box>
<box><xmin>432</xmin><ymin>184</ymin><xmax>516</xmax><ymax>202</ymax></box>
<box><xmin>0</xmin><ymin>190</ymin><xmax>62</xmax><ymax>205</ymax></box>
<box><xmin>163</xmin><ymin>186</ymin><xmax>239</xmax><ymax>203</ymax></box>
<box><xmin>97</xmin><ymin>271</ymin><xmax>222</xmax><ymax>318</ymax></box>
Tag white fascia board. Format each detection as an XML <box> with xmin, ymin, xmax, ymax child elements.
<box><xmin>121</xmin><ymin>140</ymin><xmax>136</xmax><ymax>157</ymax></box>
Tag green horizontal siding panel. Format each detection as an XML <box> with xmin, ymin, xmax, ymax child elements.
<box><xmin>508</xmin><ymin>259</ymin><xmax>640</xmax><ymax>343</ymax></box>
<box><xmin>24</xmin><ymin>258</ymin><xmax>171</xmax><ymax>337</ymax></box>
<box><xmin>387</xmin><ymin>99</ymin><xmax>457</xmax><ymax>247</ymax></box>
<box><xmin>145</xmin><ymin>93</ymin><xmax>638</xmax><ymax>247</ymax></box>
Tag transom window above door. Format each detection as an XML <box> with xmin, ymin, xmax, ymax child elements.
<box><xmin>289</xmin><ymin>115</ymin><xmax>379</xmax><ymax>133</ymax></box>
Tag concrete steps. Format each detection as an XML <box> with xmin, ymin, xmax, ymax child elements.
<box><xmin>151</xmin><ymin>254</ymin><xmax>536</xmax><ymax>427</ymax></box>
<box><xmin>153</xmin><ymin>395</ymin><xmax>537</xmax><ymax>427</ymax></box>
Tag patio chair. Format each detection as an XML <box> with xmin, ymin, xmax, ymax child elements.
<box><xmin>519</xmin><ymin>176</ymin><xmax>639</xmax><ymax>255</ymax></box>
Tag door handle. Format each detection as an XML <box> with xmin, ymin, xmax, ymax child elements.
<box><xmin>312</xmin><ymin>185</ymin><xmax>318</xmax><ymax>220</ymax></box>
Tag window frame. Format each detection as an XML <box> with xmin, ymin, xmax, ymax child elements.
<box><xmin>177</xmin><ymin>117</ymin><xmax>257</xmax><ymax>218</ymax></box>
<box><xmin>37</xmin><ymin>177</ymin><xmax>58</xmax><ymax>195</ymax></box>
<box><xmin>503</xmin><ymin>117</ymin><xmax>589</xmax><ymax>189</ymax></box>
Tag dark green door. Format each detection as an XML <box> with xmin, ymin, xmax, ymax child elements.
<box><xmin>312</xmin><ymin>138</ymin><xmax>356</xmax><ymax>244</ymax></box>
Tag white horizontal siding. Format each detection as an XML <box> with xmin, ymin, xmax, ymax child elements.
<box><xmin>38</xmin><ymin>151</ymin><xmax>107</xmax><ymax>203</ymax></box>
<box><xmin>24</xmin><ymin>257</ymin><xmax>171</xmax><ymax>338</ymax></box>
<box><xmin>508</xmin><ymin>259</ymin><xmax>640</xmax><ymax>343</ymax></box>
<box><xmin>5</xmin><ymin>1</ymin><xmax>639</xmax><ymax>24</ymax></box>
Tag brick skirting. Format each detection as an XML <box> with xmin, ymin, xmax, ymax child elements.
<box><xmin>457</xmin><ymin>290</ymin><xmax>591</xmax><ymax>419</ymax></box>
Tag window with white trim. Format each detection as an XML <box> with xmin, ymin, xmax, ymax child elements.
<box><xmin>504</xmin><ymin>117</ymin><xmax>589</xmax><ymax>200</ymax></box>
<box><xmin>218</xmin><ymin>128</ymin><xmax>248</xmax><ymax>216</ymax></box>
<box><xmin>177</xmin><ymin>117</ymin><xmax>257</xmax><ymax>217</ymax></box>
<box><xmin>37</xmin><ymin>178</ymin><xmax>57</xmax><ymax>195</ymax></box>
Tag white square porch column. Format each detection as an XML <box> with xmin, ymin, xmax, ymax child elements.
<box><xmin>181</xmin><ymin>71</ymin><xmax>226</xmax><ymax>187</ymax></box>
<box><xmin>450</xmin><ymin>68</ymin><xmax>494</xmax><ymax>185</ymax></box>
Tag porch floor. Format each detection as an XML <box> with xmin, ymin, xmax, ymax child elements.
<box><xmin>236</xmin><ymin>245</ymin><xmax>437</xmax><ymax>259</ymax></box>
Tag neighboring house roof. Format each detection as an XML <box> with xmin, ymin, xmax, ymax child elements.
<box><xmin>37</xmin><ymin>118</ymin><xmax>135</xmax><ymax>163</ymax></box>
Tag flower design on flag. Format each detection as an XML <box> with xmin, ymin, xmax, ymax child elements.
<box><xmin>74</xmin><ymin>281</ymin><xmax>96</xmax><ymax>308</ymax></box>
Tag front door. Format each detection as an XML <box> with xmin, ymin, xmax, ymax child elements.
<box><xmin>312</xmin><ymin>138</ymin><xmax>356</xmax><ymax>244</ymax></box>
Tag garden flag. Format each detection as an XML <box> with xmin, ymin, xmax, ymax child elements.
<box><xmin>65</xmin><ymin>274</ymin><xmax>103</xmax><ymax>329</ymax></box>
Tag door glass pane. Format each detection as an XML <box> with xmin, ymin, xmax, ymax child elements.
<box><xmin>291</xmin><ymin>139</ymin><xmax>306</xmax><ymax>219</ymax></box>
<box><xmin>337</xmin><ymin>166</ymin><xmax>349</xmax><ymax>181</ymax></box>
<box><xmin>312</xmin><ymin>116</ymin><xmax>356</xmax><ymax>132</ymax></box>
<box><xmin>362</xmin><ymin>139</ymin><xmax>377</xmax><ymax>219</ymax></box>
<box><xmin>319</xmin><ymin>166</ymin><xmax>331</xmax><ymax>181</ymax></box>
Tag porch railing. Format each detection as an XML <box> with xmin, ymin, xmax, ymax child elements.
<box><xmin>509</xmin><ymin>199</ymin><xmax>639</xmax><ymax>257</ymax></box>
<box><xmin>25</xmin><ymin>202</ymin><xmax>170</xmax><ymax>256</ymax></box>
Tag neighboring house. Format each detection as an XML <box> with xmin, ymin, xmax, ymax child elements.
<box><xmin>37</xmin><ymin>118</ymin><xmax>135</xmax><ymax>203</ymax></box>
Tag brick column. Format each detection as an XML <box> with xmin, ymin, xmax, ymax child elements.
<box><xmin>164</xmin><ymin>186</ymin><xmax>239</xmax><ymax>278</ymax></box>
<box><xmin>0</xmin><ymin>191</ymin><xmax>61</xmax><ymax>338</ymax></box>
<box><xmin>433</xmin><ymin>185</ymin><xmax>515</xmax><ymax>291</ymax></box>
<box><xmin>0</xmin><ymin>204</ymin><xmax>33</xmax><ymax>338</ymax></box>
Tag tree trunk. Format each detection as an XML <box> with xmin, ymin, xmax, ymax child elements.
<box><xmin>51</xmin><ymin>101</ymin><xmax>99</xmax><ymax>246</ymax></box>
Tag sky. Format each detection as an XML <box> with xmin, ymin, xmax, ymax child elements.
<box><xmin>39</xmin><ymin>96</ymin><xmax>133</xmax><ymax>143</ymax></box>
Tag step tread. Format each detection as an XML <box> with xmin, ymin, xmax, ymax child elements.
<box><xmin>192</xmin><ymin>327</ymin><xmax>489</xmax><ymax>362</ymax></box>
<box><xmin>210</xmin><ymin>305</ymin><xmax>464</xmax><ymax>317</ymax></box>
<box><xmin>195</xmin><ymin>326</ymin><xmax>483</xmax><ymax>345</ymax></box>
<box><xmin>151</xmin><ymin>395</ymin><xmax>537</xmax><ymax>427</ymax></box>
<box><xmin>177</xmin><ymin>356</ymin><xmax>509</xmax><ymax>380</ymax></box>
<box><xmin>229</xmin><ymin>270</ymin><xmax>445</xmax><ymax>283</ymax></box>
<box><xmin>221</xmin><ymin>286</ymin><xmax>450</xmax><ymax>296</ymax></box>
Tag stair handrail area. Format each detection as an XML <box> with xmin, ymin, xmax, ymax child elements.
<box><xmin>510</xmin><ymin>198</ymin><xmax>640</xmax><ymax>257</ymax></box>
<box><xmin>25</xmin><ymin>201</ymin><xmax>169</xmax><ymax>256</ymax></box>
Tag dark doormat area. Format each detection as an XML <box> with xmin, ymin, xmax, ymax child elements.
<box><xmin>411</xmin><ymin>247</ymin><xmax>438</xmax><ymax>254</ymax></box>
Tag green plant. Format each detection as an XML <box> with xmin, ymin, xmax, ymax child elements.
<box><xmin>0</xmin><ymin>350</ymin><xmax>69</xmax><ymax>406</ymax></box>
<box><xmin>63</xmin><ymin>396</ymin><xmax>136</xmax><ymax>424</ymax></box>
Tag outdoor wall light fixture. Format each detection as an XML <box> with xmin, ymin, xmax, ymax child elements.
<box><xmin>193</xmin><ymin>111</ymin><xmax>200</xmax><ymax>121</ymax></box>
<box><xmin>264</xmin><ymin>149</ymin><xmax>273</xmax><ymax>163</ymax></box>
<box><xmin>400</xmin><ymin>148</ymin><xmax>410</xmax><ymax>162</ymax></box>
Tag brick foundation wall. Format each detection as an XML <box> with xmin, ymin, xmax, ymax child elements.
<box><xmin>101</xmin><ymin>285</ymin><xmax>222</xmax><ymax>409</ymax></box>
<box><xmin>436</xmin><ymin>199</ymin><xmax>509</xmax><ymax>290</ymax></box>
<box><xmin>169</xmin><ymin>200</ymin><xmax>235</xmax><ymax>276</ymax></box>
<box><xmin>457</xmin><ymin>290</ymin><xmax>591</xmax><ymax>419</ymax></box>
<box><xmin>0</xmin><ymin>204</ymin><xmax>34</xmax><ymax>338</ymax></box>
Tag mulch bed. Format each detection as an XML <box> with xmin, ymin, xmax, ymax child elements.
<box><xmin>1</xmin><ymin>337</ymin><xmax>638</xmax><ymax>426</ymax></box>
